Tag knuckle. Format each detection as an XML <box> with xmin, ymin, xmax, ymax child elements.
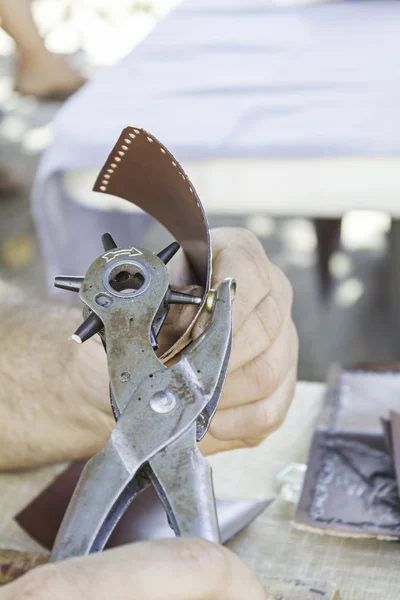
<box><xmin>236</xmin><ymin>227</ymin><xmax>261</xmax><ymax>248</ymax></box>
<box><xmin>225</xmin><ymin>227</ymin><xmax>269</xmax><ymax>269</ymax></box>
<box><xmin>212</xmin><ymin>226</ymin><xmax>262</xmax><ymax>251</ymax></box>
<box><xmin>257</xmin><ymin>398</ymin><xmax>285</xmax><ymax>436</ymax></box>
<box><xmin>242</xmin><ymin>436</ymin><xmax>265</xmax><ymax>449</ymax></box>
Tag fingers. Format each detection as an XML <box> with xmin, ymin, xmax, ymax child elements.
<box><xmin>227</xmin><ymin>265</ymin><xmax>292</xmax><ymax>374</ymax></box>
<box><xmin>221</xmin><ymin>319</ymin><xmax>298</xmax><ymax>409</ymax></box>
<box><xmin>207</xmin><ymin>364</ymin><xmax>297</xmax><ymax>446</ymax></box>
<box><xmin>4</xmin><ymin>539</ymin><xmax>265</xmax><ymax>600</ymax></box>
<box><xmin>210</xmin><ymin>228</ymin><xmax>273</xmax><ymax>335</ymax></box>
<box><xmin>193</xmin><ymin>228</ymin><xmax>298</xmax><ymax>453</ymax></box>
<box><xmin>160</xmin><ymin>227</ymin><xmax>272</xmax><ymax>353</ymax></box>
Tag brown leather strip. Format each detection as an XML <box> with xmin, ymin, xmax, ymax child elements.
<box><xmin>16</xmin><ymin>464</ymin><xmax>85</xmax><ymax>551</ymax></box>
<box><xmin>93</xmin><ymin>126</ymin><xmax>212</xmax><ymax>361</ymax></box>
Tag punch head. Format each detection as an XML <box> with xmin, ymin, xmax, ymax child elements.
<box><xmin>71</xmin><ymin>312</ymin><xmax>103</xmax><ymax>344</ymax></box>
<box><xmin>157</xmin><ymin>241</ymin><xmax>180</xmax><ymax>264</ymax></box>
<box><xmin>101</xmin><ymin>232</ymin><xmax>117</xmax><ymax>251</ymax></box>
<box><xmin>54</xmin><ymin>276</ymin><xmax>84</xmax><ymax>293</ymax></box>
<box><xmin>167</xmin><ymin>290</ymin><xmax>202</xmax><ymax>306</ymax></box>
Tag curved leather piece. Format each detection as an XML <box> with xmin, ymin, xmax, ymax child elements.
<box><xmin>93</xmin><ymin>126</ymin><xmax>211</xmax><ymax>361</ymax></box>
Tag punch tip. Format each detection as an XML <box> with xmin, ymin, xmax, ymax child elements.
<box><xmin>157</xmin><ymin>241</ymin><xmax>180</xmax><ymax>265</ymax></box>
<box><xmin>101</xmin><ymin>232</ymin><xmax>117</xmax><ymax>251</ymax></box>
<box><xmin>69</xmin><ymin>334</ymin><xmax>82</xmax><ymax>344</ymax></box>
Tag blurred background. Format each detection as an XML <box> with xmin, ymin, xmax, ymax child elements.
<box><xmin>0</xmin><ymin>0</ymin><xmax>398</xmax><ymax>381</ymax></box>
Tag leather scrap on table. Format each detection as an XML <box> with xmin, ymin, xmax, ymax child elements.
<box><xmin>0</xmin><ymin>550</ymin><xmax>48</xmax><ymax>586</ymax></box>
<box><xmin>15</xmin><ymin>462</ymin><xmax>272</xmax><ymax>552</ymax></box>
<box><xmin>293</xmin><ymin>364</ymin><xmax>400</xmax><ymax>539</ymax></box>
<box><xmin>15</xmin><ymin>462</ymin><xmax>196</xmax><ymax>550</ymax></box>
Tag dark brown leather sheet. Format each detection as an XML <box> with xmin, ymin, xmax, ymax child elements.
<box><xmin>294</xmin><ymin>364</ymin><xmax>400</xmax><ymax>539</ymax></box>
<box><xmin>16</xmin><ymin>464</ymin><xmax>172</xmax><ymax>550</ymax></box>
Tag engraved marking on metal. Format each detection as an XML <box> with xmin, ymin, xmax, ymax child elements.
<box><xmin>103</xmin><ymin>248</ymin><xmax>143</xmax><ymax>263</ymax></box>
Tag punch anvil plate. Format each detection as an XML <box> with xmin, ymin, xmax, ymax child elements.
<box><xmin>16</xmin><ymin>127</ymin><xmax>270</xmax><ymax>551</ymax></box>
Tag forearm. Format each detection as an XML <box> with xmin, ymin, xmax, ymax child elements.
<box><xmin>0</xmin><ymin>282</ymin><xmax>111</xmax><ymax>470</ymax></box>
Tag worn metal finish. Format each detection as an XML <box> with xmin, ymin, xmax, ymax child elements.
<box><xmin>54</xmin><ymin>276</ymin><xmax>84</xmax><ymax>293</ymax></box>
<box><xmin>149</xmin><ymin>426</ymin><xmax>220</xmax><ymax>541</ymax></box>
<box><xmin>50</xmin><ymin>241</ymin><xmax>233</xmax><ymax>562</ymax></box>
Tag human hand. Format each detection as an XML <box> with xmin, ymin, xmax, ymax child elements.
<box><xmin>195</xmin><ymin>228</ymin><xmax>298</xmax><ymax>454</ymax></box>
<box><xmin>2</xmin><ymin>538</ymin><xmax>265</xmax><ymax>600</ymax></box>
<box><xmin>74</xmin><ymin>227</ymin><xmax>298</xmax><ymax>458</ymax></box>
<box><xmin>0</xmin><ymin>228</ymin><xmax>297</xmax><ymax>469</ymax></box>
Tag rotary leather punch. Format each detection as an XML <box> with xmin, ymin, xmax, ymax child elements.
<box><xmin>50</xmin><ymin>232</ymin><xmax>235</xmax><ymax>562</ymax></box>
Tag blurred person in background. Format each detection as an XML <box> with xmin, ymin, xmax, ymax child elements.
<box><xmin>0</xmin><ymin>0</ymin><xmax>86</xmax><ymax>99</ymax></box>
<box><xmin>0</xmin><ymin>0</ymin><xmax>86</xmax><ymax>205</ymax></box>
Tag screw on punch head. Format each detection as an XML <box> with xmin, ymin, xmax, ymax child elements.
<box><xmin>70</xmin><ymin>312</ymin><xmax>103</xmax><ymax>344</ymax></box>
<box><xmin>101</xmin><ymin>232</ymin><xmax>117</xmax><ymax>251</ymax></box>
<box><xmin>157</xmin><ymin>242</ymin><xmax>180</xmax><ymax>264</ymax></box>
<box><xmin>54</xmin><ymin>276</ymin><xmax>84</xmax><ymax>293</ymax></box>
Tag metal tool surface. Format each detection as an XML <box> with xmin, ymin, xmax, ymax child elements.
<box><xmin>51</xmin><ymin>232</ymin><xmax>234</xmax><ymax>562</ymax></box>
<box><xmin>93</xmin><ymin>126</ymin><xmax>211</xmax><ymax>362</ymax></box>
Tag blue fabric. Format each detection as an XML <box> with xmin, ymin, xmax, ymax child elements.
<box><xmin>32</xmin><ymin>0</ymin><xmax>399</xmax><ymax>290</ymax></box>
<box><xmin>39</xmin><ymin>0</ymin><xmax>400</xmax><ymax>171</ymax></box>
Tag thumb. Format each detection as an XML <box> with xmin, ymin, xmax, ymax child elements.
<box><xmin>2</xmin><ymin>538</ymin><xmax>266</xmax><ymax>600</ymax></box>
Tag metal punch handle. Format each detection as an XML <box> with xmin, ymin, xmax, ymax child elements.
<box><xmin>50</xmin><ymin>280</ymin><xmax>234</xmax><ymax>561</ymax></box>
